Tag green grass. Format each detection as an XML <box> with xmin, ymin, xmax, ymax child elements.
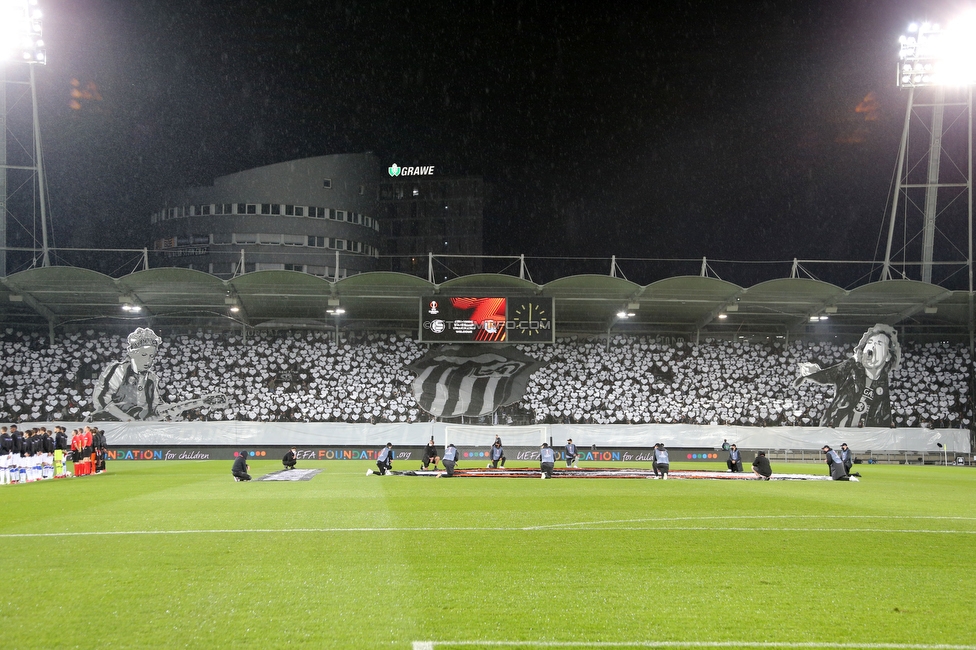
<box><xmin>2</xmin><ymin>460</ymin><xmax>975</xmax><ymax>649</ymax></box>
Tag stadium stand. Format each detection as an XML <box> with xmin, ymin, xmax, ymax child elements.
<box><xmin>0</xmin><ymin>328</ymin><xmax>971</xmax><ymax>430</ymax></box>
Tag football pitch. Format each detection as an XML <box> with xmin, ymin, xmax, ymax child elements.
<box><xmin>2</xmin><ymin>459</ymin><xmax>975</xmax><ymax>649</ymax></box>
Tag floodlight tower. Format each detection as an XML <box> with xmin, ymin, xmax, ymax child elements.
<box><xmin>0</xmin><ymin>0</ymin><xmax>49</xmax><ymax>276</ymax></box>
<box><xmin>883</xmin><ymin>16</ymin><xmax>976</xmax><ymax>291</ymax></box>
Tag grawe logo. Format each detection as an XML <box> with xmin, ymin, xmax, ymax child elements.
<box><xmin>388</xmin><ymin>163</ymin><xmax>435</xmax><ymax>177</ymax></box>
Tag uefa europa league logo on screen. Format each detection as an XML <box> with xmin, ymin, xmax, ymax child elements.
<box><xmin>388</xmin><ymin>163</ymin><xmax>401</xmax><ymax>177</ymax></box>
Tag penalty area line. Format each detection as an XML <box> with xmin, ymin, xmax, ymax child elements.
<box><xmin>411</xmin><ymin>642</ymin><xmax>976</xmax><ymax>649</ymax></box>
<box><xmin>2</xmin><ymin>526</ymin><xmax>976</xmax><ymax>539</ymax></box>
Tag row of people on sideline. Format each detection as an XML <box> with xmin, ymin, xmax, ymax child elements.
<box><xmin>726</xmin><ymin>440</ymin><xmax>854</xmax><ymax>480</ymax></box>
<box><xmin>0</xmin><ymin>424</ymin><xmax>108</xmax><ymax>484</ymax></box>
<box><xmin>262</xmin><ymin>437</ymin><xmax>784</xmax><ymax>481</ymax></box>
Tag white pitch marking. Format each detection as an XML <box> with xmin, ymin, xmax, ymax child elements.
<box><xmin>1</xmin><ymin>523</ymin><xmax>975</xmax><ymax>539</ymax></box>
<box><xmin>524</xmin><ymin>515</ymin><xmax>976</xmax><ymax>530</ymax></box>
<box><xmin>411</xmin><ymin>642</ymin><xmax>976</xmax><ymax>649</ymax></box>
<box><xmin>555</xmin><ymin>527</ymin><xmax>976</xmax><ymax>535</ymax></box>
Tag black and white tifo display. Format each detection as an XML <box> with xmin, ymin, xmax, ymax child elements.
<box><xmin>88</xmin><ymin>328</ymin><xmax>229</xmax><ymax>421</ymax></box>
<box><xmin>91</xmin><ymin>322</ymin><xmax>901</xmax><ymax>428</ymax></box>
<box><xmin>793</xmin><ymin>323</ymin><xmax>900</xmax><ymax>428</ymax></box>
<box><xmin>407</xmin><ymin>345</ymin><xmax>544</xmax><ymax>418</ymax></box>
<box><xmin>407</xmin><ymin>321</ymin><xmax>905</xmax><ymax>427</ymax></box>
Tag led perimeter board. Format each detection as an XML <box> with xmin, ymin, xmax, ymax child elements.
<box><xmin>419</xmin><ymin>297</ymin><xmax>554</xmax><ymax>343</ymax></box>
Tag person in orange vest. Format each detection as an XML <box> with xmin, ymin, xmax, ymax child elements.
<box><xmin>72</xmin><ymin>428</ymin><xmax>91</xmax><ymax>476</ymax></box>
<box><xmin>70</xmin><ymin>429</ymin><xmax>84</xmax><ymax>476</ymax></box>
<box><xmin>83</xmin><ymin>427</ymin><xmax>95</xmax><ymax>476</ymax></box>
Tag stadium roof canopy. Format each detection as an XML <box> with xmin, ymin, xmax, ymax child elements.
<box><xmin>0</xmin><ymin>267</ymin><xmax>972</xmax><ymax>340</ymax></box>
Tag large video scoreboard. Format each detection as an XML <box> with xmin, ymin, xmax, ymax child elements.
<box><xmin>419</xmin><ymin>296</ymin><xmax>554</xmax><ymax>343</ymax></box>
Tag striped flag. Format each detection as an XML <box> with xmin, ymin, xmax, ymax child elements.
<box><xmin>407</xmin><ymin>345</ymin><xmax>544</xmax><ymax>418</ymax></box>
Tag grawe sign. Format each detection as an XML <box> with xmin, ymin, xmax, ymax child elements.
<box><xmin>388</xmin><ymin>163</ymin><xmax>435</xmax><ymax>176</ymax></box>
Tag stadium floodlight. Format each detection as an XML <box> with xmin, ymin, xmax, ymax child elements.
<box><xmin>897</xmin><ymin>13</ymin><xmax>976</xmax><ymax>87</ymax></box>
<box><xmin>884</xmin><ymin>10</ymin><xmax>976</xmax><ymax>292</ymax></box>
<box><xmin>327</xmin><ymin>307</ymin><xmax>344</xmax><ymax>342</ymax></box>
<box><xmin>0</xmin><ymin>0</ymin><xmax>46</xmax><ymax>65</ymax></box>
<box><xmin>1</xmin><ymin>0</ymin><xmax>49</xmax><ymax>276</ymax></box>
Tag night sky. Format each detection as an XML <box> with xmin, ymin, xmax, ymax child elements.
<box><xmin>22</xmin><ymin>0</ymin><xmax>969</xmax><ymax>284</ymax></box>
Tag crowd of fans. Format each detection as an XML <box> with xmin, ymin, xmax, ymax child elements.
<box><xmin>0</xmin><ymin>328</ymin><xmax>971</xmax><ymax>429</ymax></box>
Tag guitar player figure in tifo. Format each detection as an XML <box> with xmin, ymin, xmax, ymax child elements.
<box><xmin>89</xmin><ymin>327</ymin><xmax>228</xmax><ymax>421</ymax></box>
